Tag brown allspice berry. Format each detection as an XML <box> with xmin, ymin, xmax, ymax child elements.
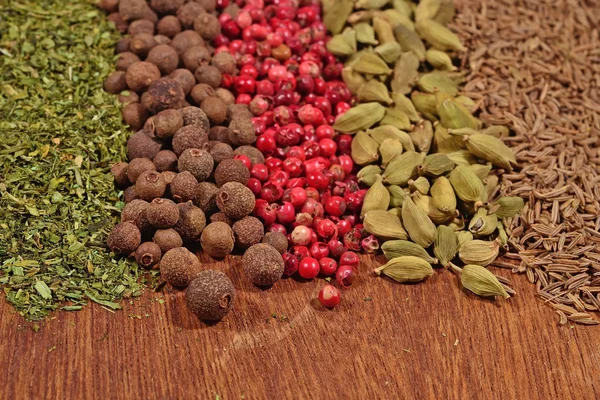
<box><xmin>171</xmin><ymin>30</ymin><xmax>204</xmax><ymax>55</ymax></box>
<box><xmin>210</xmin><ymin>211</ymin><xmax>232</xmax><ymax>226</ymax></box>
<box><xmin>116</xmin><ymin>52</ymin><xmax>141</xmax><ymax>72</ymax></box>
<box><xmin>194</xmin><ymin>65</ymin><xmax>222</xmax><ymax>88</ymax></box>
<box><xmin>215</xmin><ymin>88</ymin><xmax>236</xmax><ymax>106</ymax></box>
<box><xmin>108</xmin><ymin>13</ymin><xmax>128</xmax><ymax>34</ymax></box>
<box><xmin>154</xmin><ymin>35</ymin><xmax>171</xmax><ymax>45</ymax></box>
<box><xmin>190</xmin><ymin>83</ymin><xmax>215</xmax><ymax>106</ymax></box>
<box><xmin>176</xmin><ymin>4</ymin><xmax>206</xmax><ymax>29</ymax></box>
<box><xmin>195</xmin><ymin>0</ymin><xmax>216</xmax><ymax>13</ymax></box>
<box><xmin>150</xmin><ymin>0</ymin><xmax>184</xmax><ymax>15</ymax></box>
<box><xmin>107</xmin><ymin>221</ymin><xmax>142</xmax><ymax>255</ymax></box>
<box><xmin>209</xmin><ymin>142</ymin><xmax>233</xmax><ymax>164</ymax></box>
<box><xmin>128</xmin><ymin>19</ymin><xmax>155</xmax><ymax>36</ymax></box>
<box><xmin>124</xmin><ymin>186</ymin><xmax>139</xmax><ymax>203</ymax></box>
<box><xmin>194</xmin><ymin>181</ymin><xmax>218</xmax><ymax>214</ymax></box>
<box><xmin>226</xmin><ymin>104</ymin><xmax>253</xmax><ymax>121</ymax></box>
<box><xmin>174</xmin><ymin>201</ymin><xmax>206</xmax><ymax>241</ymax></box>
<box><xmin>210</xmin><ymin>52</ymin><xmax>236</xmax><ymax>75</ymax></box>
<box><xmin>233</xmin><ymin>145</ymin><xmax>265</xmax><ymax>165</ymax></box>
<box><xmin>261</xmin><ymin>232</ymin><xmax>288</xmax><ymax>254</ymax></box>
<box><xmin>104</xmin><ymin>71</ymin><xmax>128</xmax><ymax>94</ymax></box>
<box><xmin>136</xmin><ymin>171</ymin><xmax>167</xmax><ymax>201</ymax></box>
<box><xmin>117</xmin><ymin>90</ymin><xmax>140</xmax><ymax>105</ymax></box>
<box><xmin>146</xmin><ymin>44</ymin><xmax>179</xmax><ymax>75</ymax></box>
<box><xmin>153</xmin><ymin>150</ymin><xmax>178</xmax><ymax>172</ymax></box>
<box><xmin>125</xmin><ymin>61</ymin><xmax>160</xmax><ymax>93</ymax></box>
<box><xmin>216</xmin><ymin>182</ymin><xmax>255</xmax><ymax>220</ymax></box>
<box><xmin>161</xmin><ymin>171</ymin><xmax>177</xmax><ymax>197</ymax></box>
<box><xmin>146</xmin><ymin>198</ymin><xmax>179</xmax><ymax>228</ymax></box>
<box><xmin>193</xmin><ymin>13</ymin><xmax>221</xmax><ymax>41</ymax></box>
<box><xmin>111</xmin><ymin>162</ymin><xmax>130</xmax><ymax>188</ymax></box>
<box><xmin>119</xmin><ymin>0</ymin><xmax>156</xmax><ymax>22</ymax></box>
<box><xmin>142</xmin><ymin>78</ymin><xmax>185</xmax><ymax>115</ymax></box>
<box><xmin>178</xmin><ymin>148</ymin><xmax>214</xmax><ymax>181</ymax></box>
<box><xmin>127</xmin><ymin>157</ymin><xmax>156</xmax><ymax>184</ymax></box>
<box><xmin>121</xmin><ymin>199</ymin><xmax>151</xmax><ymax>232</ymax></box>
<box><xmin>232</xmin><ymin>216</ymin><xmax>264</xmax><ymax>249</ymax></box>
<box><xmin>200</xmin><ymin>222</ymin><xmax>234</xmax><ymax>258</ymax></box>
<box><xmin>129</xmin><ymin>32</ymin><xmax>157</xmax><ymax>58</ymax></box>
<box><xmin>154</xmin><ymin>109</ymin><xmax>183</xmax><ymax>139</ymax></box>
<box><xmin>153</xmin><ymin>228</ymin><xmax>183</xmax><ymax>252</ymax></box>
<box><xmin>135</xmin><ymin>242</ymin><xmax>162</xmax><ymax>269</ymax></box>
<box><xmin>172</xmin><ymin>125</ymin><xmax>209</xmax><ymax>156</ymax></box>
<box><xmin>115</xmin><ymin>37</ymin><xmax>131</xmax><ymax>53</ymax></box>
<box><xmin>170</xmin><ymin>171</ymin><xmax>198</xmax><ymax>203</ymax></box>
<box><xmin>185</xmin><ymin>270</ymin><xmax>235</xmax><ymax>321</ymax></box>
<box><xmin>180</xmin><ymin>106</ymin><xmax>210</xmax><ymax>131</ymax></box>
<box><xmin>157</xmin><ymin>16</ymin><xmax>182</xmax><ymax>38</ymax></box>
<box><xmin>201</xmin><ymin>96</ymin><xmax>227</xmax><ymax>125</ymax></box>
<box><xmin>182</xmin><ymin>46</ymin><xmax>212</xmax><ymax>73</ymax></box>
<box><xmin>122</xmin><ymin>103</ymin><xmax>149</xmax><ymax>131</ymax></box>
<box><xmin>127</xmin><ymin>131</ymin><xmax>163</xmax><ymax>161</ymax></box>
<box><xmin>160</xmin><ymin>247</ymin><xmax>201</xmax><ymax>287</ymax></box>
<box><xmin>168</xmin><ymin>69</ymin><xmax>196</xmax><ymax>95</ymax></box>
<box><xmin>242</xmin><ymin>243</ymin><xmax>284</xmax><ymax>286</ymax></box>
<box><xmin>98</xmin><ymin>0</ymin><xmax>119</xmax><ymax>13</ymax></box>
<box><xmin>209</xmin><ymin>126</ymin><xmax>232</xmax><ymax>143</ymax></box>
<box><xmin>214</xmin><ymin>159</ymin><xmax>250</xmax><ymax>187</ymax></box>
<box><xmin>228</xmin><ymin>117</ymin><xmax>256</xmax><ymax>146</ymax></box>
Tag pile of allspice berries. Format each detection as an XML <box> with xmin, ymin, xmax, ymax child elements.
<box><xmin>99</xmin><ymin>0</ymin><xmax>287</xmax><ymax>322</ymax></box>
<box><xmin>324</xmin><ymin>0</ymin><xmax>524</xmax><ymax>299</ymax></box>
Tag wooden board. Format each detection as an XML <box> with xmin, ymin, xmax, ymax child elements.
<box><xmin>1</xmin><ymin>254</ymin><xmax>598</xmax><ymax>400</ymax></box>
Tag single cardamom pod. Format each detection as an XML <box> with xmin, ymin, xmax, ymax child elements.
<box><xmin>380</xmin><ymin>106</ymin><xmax>411</xmax><ymax>130</ymax></box>
<box><xmin>357</xmin><ymin>165</ymin><xmax>383</xmax><ymax>187</ymax></box>
<box><xmin>469</xmin><ymin>163</ymin><xmax>493</xmax><ymax>181</ymax></box>
<box><xmin>461</xmin><ymin>264</ymin><xmax>510</xmax><ymax>299</ymax></box>
<box><xmin>326</xmin><ymin>33</ymin><xmax>356</xmax><ymax>56</ymax></box>
<box><xmin>361</xmin><ymin>175</ymin><xmax>390</xmax><ymax>218</ymax></box>
<box><xmin>417</xmin><ymin>71</ymin><xmax>459</xmax><ymax>96</ymax></box>
<box><xmin>463</xmin><ymin>134</ymin><xmax>517</xmax><ymax>171</ymax></box>
<box><xmin>419</xmin><ymin>153</ymin><xmax>455</xmax><ymax>176</ymax></box>
<box><xmin>388</xmin><ymin>185</ymin><xmax>407</xmax><ymax>207</ymax></box>
<box><xmin>437</xmin><ymin>97</ymin><xmax>482</xmax><ymax>130</ymax></box>
<box><xmin>391</xmin><ymin>52</ymin><xmax>420</xmax><ymax>94</ymax></box>
<box><xmin>415</xmin><ymin>19</ymin><xmax>465</xmax><ymax>52</ymax></box>
<box><xmin>374</xmin><ymin>256</ymin><xmax>434</xmax><ymax>283</ymax></box>
<box><xmin>374</xmin><ymin>42</ymin><xmax>402</xmax><ymax>64</ymax></box>
<box><xmin>482</xmin><ymin>125</ymin><xmax>510</xmax><ymax>138</ymax></box>
<box><xmin>415</xmin><ymin>0</ymin><xmax>441</xmax><ymax>21</ymax></box>
<box><xmin>379</xmin><ymin>138</ymin><xmax>404</xmax><ymax>166</ymax></box>
<box><xmin>353</xmin><ymin>52</ymin><xmax>392</xmax><ymax>75</ymax></box>
<box><xmin>446</xmin><ymin>150</ymin><xmax>478</xmax><ymax>166</ymax></box>
<box><xmin>408</xmin><ymin>176</ymin><xmax>430</xmax><ymax>195</ymax></box>
<box><xmin>345</xmin><ymin>48</ymin><xmax>369</xmax><ymax>68</ymax></box>
<box><xmin>341</xmin><ymin>67</ymin><xmax>366</xmax><ymax>95</ymax></box>
<box><xmin>387</xmin><ymin>207</ymin><xmax>402</xmax><ymax>218</ymax></box>
<box><xmin>433</xmin><ymin>123</ymin><xmax>464</xmax><ymax>153</ymax></box>
<box><xmin>357</xmin><ymin>80</ymin><xmax>393</xmax><ymax>105</ymax></box>
<box><xmin>391</xmin><ymin>92</ymin><xmax>421</xmax><ymax>123</ymax></box>
<box><xmin>430</xmin><ymin>176</ymin><xmax>456</xmax><ymax>213</ymax></box>
<box><xmin>458</xmin><ymin>239</ymin><xmax>499</xmax><ymax>266</ymax></box>
<box><xmin>355</xmin><ymin>0</ymin><xmax>391</xmax><ymax>10</ymax></box>
<box><xmin>434</xmin><ymin>225</ymin><xmax>458</xmax><ymax>266</ymax></box>
<box><xmin>393</xmin><ymin>24</ymin><xmax>426</xmax><ymax>61</ymax></box>
<box><xmin>372</xmin><ymin>16</ymin><xmax>397</xmax><ymax>45</ymax></box>
<box><xmin>347</xmin><ymin>10</ymin><xmax>374</xmax><ymax>24</ymax></box>
<box><xmin>368</xmin><ymin>125</ymin><xmax>415</xmax><ymax>151</ymax></box>
<box><xmin>381</xmin><ymin>9</ymin><xmax>415</xmax><ymax>31</ymax></box>
<box><xmin>412</xmin><ymin>192</ymin><xmax>454</xmax><ymax>224</ymax></box>
<box><xmin>434</xmin><ymin>0</ymin><xmax>456</xmax><ymax>26</ymax></box>
<box><xmin>447</xmin><ymin>127</ymin><xmax>479</xmax><ymax>137</ymax></box>
<box><xmin>455</xmin><ymin>95</ymin><xmax>476</xmax><ymax>109</ymax></box>
<box><xmin>410</xmin><ymin>120</ymin><xmax>434</xmax><ymax>153</ymax></box>
<box><xmin>426</xmin><ymin>49</ymin><xmax>456</xmax><ymax>71</ymax></box>
<box><xmin>493</xmin><ymin>196</ymin><xmax>525</xmax><ymax>218</ymax></box>
<box><xmin>392</xmin><ymin>0</ymin><xmax>413</xmax><ymax>17</ymax></box>
<box><xmin>484</xmin><ymin>175</ymin><xmax>499</xmax><ymax>202</ymax></box>
<box><xmin>333</xmin><ymin>103</ymin><xmax>386</xmax><ymax>133</ymax></box>
<box><xmin>323</xmin><ymin>0</ymin><xmax>354</xmax><ymax>34</ymax></box>
<box><xmin>351</xmin><ymin>131</ymin><xmax>380</xmax><ymax>165</ymax></box>
<box><xmin>382</xmin><ymin>240</ymin><xmax>437</xmax><ymax>264</ymax></box>
<box><xmin>456</xmin><ymin>230</ymin><xmax>473</xmax><ymax>248</ymax></box>
<box><xmin>449</xmin><ymin>165</ymin><xmax>485</xmax><ymax>203</ymax></box>
<box><xmin>383</xmin><ymin>151</ymin><xmax>426</xmax><ymax>185</ymax></box>
<box><xmin>411</xmin><ymin>91</ymin><xmax>438</xmax><ymax>121</ymax></box>
<box><xmin>364</xmin><ymin>210</ymin><xmax>408</xmax><ymax>240</ymax></box>
<box><xmin>497</xmin><ymin>221</ymin><xmax>508</xmax><ymax>248</ymax></box>
<box><xmin>448</xmin><ymin>216</ymin><xmax>466</xmax><ymax>231</ymax></box>
<box><xmin>402</xmin><ymin>197</ymin><xmax>436</xmax><ymax>248</ymax></box>
<box><xmin>468</xmin><ymin>208</ymin><xmax>498</xmax><ymax>237</ymax></box>
<box><xmin>355</xmin><ymin>22</ymin><xmax>379</xmax><ymax>45</ymax></box>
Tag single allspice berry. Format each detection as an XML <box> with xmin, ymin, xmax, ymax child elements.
<box><xmin>186</xmin><ymin>270</ymin><xmax>236</xmax><ymax>321</ymax></box>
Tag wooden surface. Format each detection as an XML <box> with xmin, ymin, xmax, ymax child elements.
<box><xmin>1</xmin><ymin>254</ymin><xmax>599</xmax><ymax>400</ymax></box>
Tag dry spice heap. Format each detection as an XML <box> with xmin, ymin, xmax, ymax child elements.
<box><xmin>452</xmin><ymin>0</ymin><xmax>600</xmax><ymax>325</ymax></box>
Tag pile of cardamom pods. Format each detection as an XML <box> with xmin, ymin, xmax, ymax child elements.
<box><xmin>323</xmin><ymin>0</ymin><xmax>524</xmax><ymax>299</ymax></box>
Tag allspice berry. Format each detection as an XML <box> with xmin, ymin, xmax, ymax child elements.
<box><xmin>107</xmin><ymin>221</ymin><xmax>142</xmax><ymax>255</ymax></box>
<box><xmin>261</xmin><ymin>232</ymin><xmax>288</xmax><ymax>255</ymax></box>
<box><xmin>150</xmin><ymin>0</ymin><xmax>184</xmax><ymax>15</ymax></box>
<box><xmin>121</xmin><ymin>199</ymin><xmax>151</xmax><ymax>232</ymax></box>
<box><xmin>209</xmin><ymin>126</ymin><xmax>232</xmax><ymax>143</ymax></box>
<box><xmin>170</xmin><ymin>171</ymin><xmax>198</xmax><ymax>203</ymax></box>
<box><xmin>233</xmin><ymin>146</ymin><xmax>265</xmax><ymax>165</ymax></box>
<box><xmin>214</xmin><ymin>159</ymin><xmax>250</xmax><ymax>187</ymax></box>
<box><xmin>200</xmin><ymin>222</ymin><xmax>234</xmax><ymax>258</ymax></box>
<box><xmin>119</xmin><ymin>0</ymin><xmax>156</xmax><ymax>22</ymax></box>
<box><xmin>146</xmin><ymin>44</ymin><xmax>179</xmax><ymax>75</ymax></box>
<box><xmin>125</xmin><ymin>61</ymin><xmax>160</xmax><ymax>93</ymax></box>
<box><xmin>190</xmin><ymin>83</ymin><xmax>215</xmax><ymax>106</ymax></box>
<box><xmin>226</xmin><ymin>104</ymin><xmax>253</xmax><ymax>121</ymax></box>
<box><xmin>124</xmin><ymin>186</ymin><xmax>139</xmax><ymax>203</ymax></box>
<box><xmin>185</xmin><ymin>270</ymin><xmax>235</xmax><ymax>321</ymax></box>
<box><xmin>196</xmin><ymin>0</ymin><xmax>216</xmax><ymax>12</ymax></box>
<box><xmin>153</xmin><ymin>228</ymin><xmax>183</xmax><ymax>252</ymax></box>
<box><xmin>215</xmin><ymin>88</ymin><xmax>236</xmax><ymax>106</ymax></box>
<box><xmin>228</xmin><ymin>117</ymin><xmax>256</xmax><ymax>146</ymax></box>
<box><xmin>153</xmin><ymin>109</ymin><xmax>183</xmax><ymax>139</ymax></box>
<box><xmin>127</xmin><ymin>131</ymin><xmax>163</xmax><ymax>160</ymax></box>
<box><xmin>200</xmin><ymin>96</ymin><xmax>227</xmax><ymax>125</ymax></box>
<box><xmin>209</xmin><ymin>142</ymin><xmax>233</xmax><ymax>164</ymax></box>
<box><xmin>180</xmin><ymin>106</ymin><xmax>210</xmax><ymax>131</ymax></box>
<box><xmin>98</xmin><ymin>0</ymin><xmax>119</xmax><ymax>13</ymax></box>
<box><xmin>172</xmin><ymin>125</ymin><xmax>209</xmax><ymax>156</ymax></box>
<box><xmin>232</xmin><ymin>216</ymin><xmax>264</xmax><ymax>249</ymax></box>
<box><xmin>128</xmin><ymin>19</ymin><xmax>155</xmax><ymax>36</ymax></box>
<box><xmin>210</xmin><ymin>211</ymin><xmax>232</xmax><ymax>226</ymax></box>
<box><xmin>135</xmin><ymin>242</ymin><xmax>162</xmax><ymax>269</ymax></box>
<box><xmin>153</xmin><ymin>150</ymin><xmax>178</xmax><ymax>172</ymax></box>
<box><xmin>170</xmin><ymin>30</ymin><xmax>204</xmax><ymax>54</ymax></box>
<box><xmin>182</xmin><ymin>46</ymin><xmax>212</xmax><ymax>72</ymax></box>
<box><xmin>111</xmin><ymin>162</ymin><xmax>130</xmax><ymax>188</ymax></box>
<box><xmin>116</xmin><ymin>52</ymin><xmax>141</xmax><ymax>72</ymax></box>
<box><xmin>210</xmin><ymin>52</ymin><xmax>236</xmax><ymax>75</ymax></box>
<box><xmin>194</xmin><ymin>65</ymin><xmax>222</xmax><ymax>88</ymax></box>
<box><xmin>117</xmin><ymin>90</ymin><xmax>140</xmax><ymax>105</ymax></box>
<box><xmin>154</xmin><ymin>35</ymin><xmax>171</xmax><ymax>45</ymax></box>
<box><xmin>104</xmin><ymin>71</ymin><xmax>128</xmax><ymax>94</ymax></box>
<box><xmin>157</xmin><ymin>15</ymin><xmax>182</xmax><ymax>38</ymax></box>
<box><xmin>136</xmin><ymin>170</ymin><xmax>167</xmax><ymax>201</ymax></box>
<box><xmin>122</xmin><ymin>103</ymin><xmax>149</xmax><ymax>131</ymax></box>
<box><xmin>216</xmin><ymin>182</ymin><xmax>255</xmax><ymax>220</ymax></box>
<box><xmin>127</xmin><ymin>157</ymin><xmax>156</xmax><ymax>184</ymax></box>
<box><xmin>174</xmin><ymin>201</ymin><xmax>206</xmax><ymax>241</ymax></box>
<box><xmin>169</xmin><ymin>69</ymin><xmax>196</xmax><ymax>95</ymax></box>
<box><xmin>129</xmin><ymin>32</ymin><xmax>157</xmax><ymax>58</ymax></box>
<box><xmin>194</xmin><ymin>181</ymin><xmax>218</xmax><ymax>214</ymax></box>
<box><xmin>160</xmin><ymin>247</ymin><xmax>201</xmax><ymax>287</ymax></box>
<box><xmin>178</xmin><ymin>148</ymin><xmax>214</xmax><ymax>181</ymax></box>
<box><xmin>242</xmin><ymin>243</ymin><xmax>284</xmax><ymax>286</ymax></box>
<box><xmin>115</xmin><ymin>37</ymin><xmax>131</xmax><ymax>53</ymax></box>
<box><xmin>146</xmin><ymin>198</ymin><xmax>179</xmax><ymax>228</ymax></box>
<box><xmin>193</xmin><ymin>13</ymin><xmax>221</xmax><ymax>41</ymax></box>
<box><xmin>142</xmin><ymin>78</ymin><xmax>185</xmax><ymax>114</ymax></box>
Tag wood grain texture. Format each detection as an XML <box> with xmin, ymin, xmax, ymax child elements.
<box><xmin>1</xmin><ymin>254</ymin><xmax>599</xmax><ymax>400</ymax></box>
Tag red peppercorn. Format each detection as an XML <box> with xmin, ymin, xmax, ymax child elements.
<box><xmin>316</xmin><ymin>218</ymin><xmax>337</xmax><ymax>238</ymax></box>
<box><xmin>324</xmin><ymin>195</ymin><xmax>346</xmax><ymax>217</ymax></box>
<box><xmin>254</xmin><ymin>199</ymin><xmax>276</xmax><ymax>226</ymax></box>
<box><xmin>288</xmin><ymin>187</ymin><xmax>307</xmax><ymax>208</ymax></box>
<box><xmin>250</xmin><ymin>163</ymin><xmax>269</xmax><ymax>181</ymax></box>
<box><xmin>276</xmin><ymin>201</ymin><xmax>295</xmax><ymax>224</ymax></box>
<box><xmin>247</xmin><ymin>178</ymin><xmax>262</xmax><ymax>195</ymax></box>
<box><xmin>298</xmin><ymin>257</ymin><xmax>320</xmax><ymax>279</ymax></box>
<box><xmin>256</xmin><ymin>134</ymin><xmax>277</xmax><ymax>156</ymax></box>
<box><xmin>265</xmin><ymin>156</ymin><xmax>283</xmax><ymax>171</ymax></box>
<box><xmin>362</xmin><ymin>235</ymin><xmax>380</xmax><ymax>253</ymax></box>
<box><xmin>291</xmin><ymin>225</ymin><xmax>312</xmax><ymax>246</ymax></box>
<box><xmin>327</xmin><ymin>238</ymin><xmax>346</xmax><ymax>258</ymax></box>
<box><xmin>260</xmin><ymin>182</ymin><xmax>284</xmax><ymax>202</ymax></box>
<box><xmin>236</xmin><ymin>93</ymin><xmax>252</xmax><ymax>104</ymax></box>
<box><xmin>292</xmin><ymin>245</ymin><xmax>311</xmax><ymax>261</ymax></box>
<box><xmin>319</xmin><ymin>258</ymin><xmax>337</xmax><ymax>276</ymax></box>
<box><xmin>283</xmin><ymin>156</ymin><xmax>304</xmax><ymax>177</ymax></box>
<box><xmin>233</xmin><ymin>154</ymin><xmax>252</xmax><ymax>169</ymax></box>
<box><xmin>336</xmin><ymin>265</ymin><xmax>357</xmax><ymax>288</ymax></box>
<box><xmin>282</xmin><ymin>252</ymin><xmax>299</xmax><ymax>276</ymax></box>
<box><xmin>318</xmin><ymin>284</ymin><xmax>341</xmax><ymax>308</ymax></box>
<box><xmin>318</xmin><ymin>138</ymin><xmax>337</xmax><ymax>157</ymax></box>
<box><xmin>309</xmin><ymin>241</ymin><xmax>329</xmax><ymax>260</ymax></box>
<box><xmin>339</xmin><ymin>251</ymin><xmax>359</xmax><ymax>268</ymax></box>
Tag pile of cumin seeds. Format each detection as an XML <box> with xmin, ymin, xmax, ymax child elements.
<box><xmin>452</xmin><ymin>0</ymin><xmax>600</xmax><ymax>325</ymax></box>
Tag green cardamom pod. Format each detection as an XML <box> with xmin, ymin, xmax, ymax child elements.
<box><xmin>333</xmin><ymin>103</ymin><xmax>386</xmax><ymax>133</ymax></box>
<box><xmin>449</xmin><ymin>165</ymin><xmax>485</xmax><ymax>204</ymax></box>
<box><xmin>410</xmin><ymin>120</ymin><xmax>434</xmax><ymax>153</ymax></box>
<box><xmin>388</xmin><ymin>185</ymin><xmax>407</xmax><ymax>207</ymax></box>
<box><xmin>341</xmin><ymin>67</ymin><xmax>367</xmax><ymax>95</ymax></box>
<box><xmin>408</xmin><ymin>176</ymin><xmax>430</xmax><ymax>195</ymax></box>
<box><xmin>379</xmin><ymin>138</ymin><xmax>404</xmax><ymax>166</ymax></box>
<box><xmin>430</xmin><ymin>176</ymin><xmax>456</xmax><ymax>213</ymax></box>
<box><xmin>412</xmin><ymin>192</ymin><xmax>454</xmax><ymax>224</ymax></box>
<box><xmin>455</xmin><ymin>95</ymin><xmax>476</xmax><ymax>109</ymax></box>
<box><xmin>402</xmin><ymin>197</ymin><xmax>436</xmax><ymax>248</ymax></box>
<box><xmin>434</xmin><ymin>124</ymin><xmax>464</xmax><ymax>153</ymax></box>
<box><xmin>482</xmin><ymin>125</ymin><xmax>510</xmax><ymax>138</ymax></box>
<box><xmin>461</xmin><ymin>264</ymin><xmax>510</xmax><ymax>299</ymax></box>
<box><xmin>458</xmin><ymin>240</ymin><xmax>499</xmax><ymax>266</ymax></box>
<box><xmin>357</xmin><ymin>80</ymin><xmax>393</xmax><ymax>105</ymax></box>
<box><xmin>391</xmin><ymin>92</ymin><xmax>421</xmax><ymax>123</ymax></box>
<box><xmin>368</xmin><ymin>125</ymin><xmax>415</xmax><ymax>151</ymax></box>
<box><xmin>434</xmin><ymin>0</ymin><xmax>456</xmax><ymax>26</ymax></box>
<box><xmin>382</xmin><ymin>240</ymin><xmax>437</xmax><ymax>264</ymax></box>
<box><xmin>447</xmin><ymin>127</ymin><xmax>479</xmax><ymax>137</ymax></box>
<box><xmin>415</xmin><ymin>19</ymin><xmax>465</xmax><ymax>52</ymax></box>
<box><xmin>446</xmin><ymin>150</ymin><xmax>478</xmax><ymax>166</ymax></box>
<box><xmin>326</xmin><ymin>33</ymin><xmax>356</xmax><ymax>56</ymax></box>
<box><xmin>391</xmin><ymin>52</ymin><xmax>420</xmax><ymax>94</ymax></box>
<box><xmin>410</xmin><ymin>91</ymin><xmax>438</xmax><ymax>121</ymax></box>
<box><xmin>374</xmin><ymin>256</ymin><xmax>434</xmax><ymax>283</ymax></box>
<box><xmin>417</xmin><ymin>71</ymin><xmax>459</xmax><ymax>96</ymax></box>
<box><xmin>387</xmin><ymin>207</ymin><xmax>402</xmax><ymax>218</ymax></box>
<box><xmin>437</xmin><ymin>97</ymin><xmax>482</xmax><ymax>130</ymax></box>
<box><xmin>434</xmin><ymin>225</ymin><xmax>458</xmax><ymax>267</ymax></box>
<box><xmin>383</xmin><ymin>151</ymin><xmax>426</xmax><ymax>185</ymax></box>
<box><xmin>323</xmin><ymin>0</ymin><xmax>354</xmax><ymax>34</ymax></box>
<box><xmin>355</xmin><ymin>0</ymin><xmax>391</xmax><ymax>10</ymax></box>
<box><xmin>393</xmin><ymin>24</ymin><xmax>426</xmax><ymax>61</ymax></box>
<box><xmin>497</xmin><ymin>221</ymin><xmax>508</xmax><ymax>248</ymax></box>
<box><xmin>419</xmin><ymin>153</ymin><xmax>455</xmax><ymax>176</ymax></box>
<box><xmin>351</xmin><ymin>131</ymin><xmax>380</xmax><ymax>165</ymax></box>
<box><xmin>353</xmin><ymin>52</ymin><xmax>392</xmax><ymax>75</ymax></box>
<box><xmin>456</xmin><ymin>230</ymin><xmax>473</xmax><ymax>248</ymax></box>
<box><xmin>381</xmin><ymin>9</ymin><xmax>415</xmax><ymax>31</ymax></box>
<box><xmin>392</xmin><ymin>0</ymin><xmax>413</xmax><ymax>17</ymax></box>
<box><xmin>380</xmin><ymin>106</ymin><xmax>411</xmax><ymax>130</ymax></box>
<box><xmin>493</xmin><ymin>196</ymin><xmax>525</xmax><ymax>218</ymax></box>
<box><xmin>357</xmin><ymin>165</ymin><xmax>383</xmax><ymax>187</ymax></box>
<box><xmin>361</xmin><ymin>175</ymin><xmax>390</xmax><ymax>218</ymax></box>
<box><xmin>468</xmin><ymin>208</ymin><xmax>498</xmax><ymax>237</ymax></box>
<box><xmin>426</xmin><ymin>49</ymin><xmax>456</xmax><ymax>71</ymax></box>
<box><xmin>374</xmin><ymin>42</ymin><xmax>402</xmax><ymax>64</ymax></box>
<box><xmin>463</xmin><ymin>133</ymin><xmax>517</xmax><ymax>171</ymax></box>
<box><xmin>364</xmin><ymin>210</ymin><xmax>408</xmax><ymax>240</ymax></box>
<box><xmin>355</xmin><ymin>22</ymin><xmax>379</xmax><ymax>45</ymax></box>
<box><xmin>372</xmin><ymin>16</ymin><xmax>397</xmax><ymax>45</ymax></box>
<box><xmin>485</xmin><ymin>175</ymin><xmax>499</xmax><ymax>202</ymax></box>
<box><xmin>415</xmin><ymin>0</ymin><xmax>441</xmax><ymax>22</ymax></box>
<box><xmin>347</xmin><ymin>10</ymin><xmax>374</xmax><ymax>24</ymax></box>
<box><xmin>469</xmin><ymin>163</ymin><xmax>492</xmax><ymax>181</ymax></box>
